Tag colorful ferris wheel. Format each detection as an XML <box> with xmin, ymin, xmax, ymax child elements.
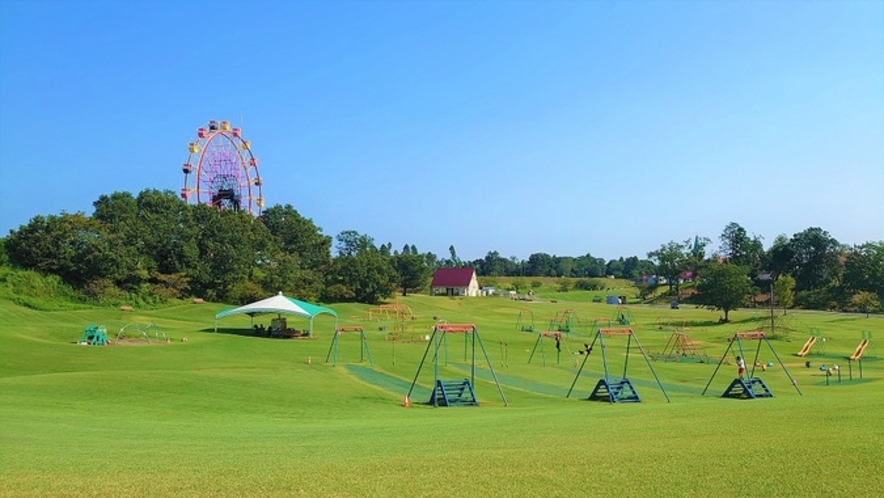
<box><xmin>180</xmin><ymin>120</ymin><xmax>264</xmax><ymax>215</ymax></box>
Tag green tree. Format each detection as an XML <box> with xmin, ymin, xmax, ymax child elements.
<box><xmin>325</xmin><ymin>231</ymin><xmax>396</xmax><ymax>303</ymax></box>
<box><xmin>843</xmin><ymin>242</ymin><xmax>884</xmax><ymax>296</ymax></box>
<box><xmin>133</xmin><ymin>189</ymin><xmax>199</xmax><ymax>277</ymax></box>
<box><xmin>697</xmin><ymin>263</ymin><xmax>752</xmax><ymax>322</ymax></box>
<box><xmin>773</xmin><ymin>274</ymin><xmax>796</xmax><ymax>314</ymax></box>
<box><xmin>788</xmin><ymin>227</ymin><xmax>843</xmax><ymax>291</ymax></box>
<box><xmin>393</xmin><ymin>251</ymin><xmax>431</xmax><ymax>296</ymax></box>
<box><xmin>0</xmin><ymin>238</ymin><xmax>8</xmax><ymax>268</ymax></box>
<box><xmin>189</xmin><ymin>207</ymin><xmax>270</xmax><ymax>301</ymax></box>
<box><xmin>851</xmin><ymin>291</ymin><xmax>880</xmax><ymax>317</ymax></box>
<box><xmin>260</xmin><ymin>204</ymin><xmax>332</xmax><ymax>300</ymax></box>
<box><xmin>5</xmin><ymin>212</ymin><xmax>110</xmax><ymax>287</ymax></box>
<box><xmin>648</xmin><ymin>240</ymin><xmax>690</xmax><ymax>297</ymax></box>
<box><xmin>635</xmin><ymin>282</ymin><xmax>658</xmax><ymax>301</ymax></box>
<box><xmin>606</xmin><ymin>258</ymin><xmax>625</xmax><ymax>278</ymax></box>
<box><xmin>766</xmin><ymin>234</ymin><xmax>794</xmax><ymax>278</ymax></box>
<box><xmin>719</xmin><ymin>222</ymin><xmax>764</xmax><ymax>273</ymax></box>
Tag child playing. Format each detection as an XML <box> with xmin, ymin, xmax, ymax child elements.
<box><xmin>737</xmin><ymin>356</ymin><xmax>746</xmax><ymax>379</ymax></box>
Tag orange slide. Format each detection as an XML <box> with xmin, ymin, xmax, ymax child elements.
<box><xmin>796</xmin><ymin>336</ymin><xmax>817</xmax><ymax>357</ymax></box>
<box><xmin>849</xmin><ymin>339</ymin><xmax>870</xmax><ymax>361</ymax></box>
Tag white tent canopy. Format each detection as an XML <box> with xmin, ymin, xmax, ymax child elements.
<box><xmin>214</xmin><ymin>292</ymin><xmax>337</xmax><ymax>337</ymax></box>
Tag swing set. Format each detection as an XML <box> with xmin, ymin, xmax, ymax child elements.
<box><xmin>528</xmin><ymin>331</ymin><xmax>577</xmax><ymax>367</ymax></box>
<box><xmin>407</xmin><ymin>323</ymin><xmax>508</xmax><ymax>407</ymax></box>
<box><xmin>566</xmin><ymin>328</ymin><xmax>670</xmax><ymax>403</ymax></box>
<box><xmin>701</xmin><ymin>331</ymin><xmax>802</xmax><ymax>399</ymax></box>
<box><xmin>611</xmin><ymin>306</ymin><xmax>636</xmax><ymax>326</ymax></box>
<box><xmin>325</xmin><ymin>326</ymin><xmax>373</xmax><ymax>366</ymax></box>
<box><xmin>516</xmin><ymin>309</ymin><xmax>535</xmax><ymax>332</ymax></box>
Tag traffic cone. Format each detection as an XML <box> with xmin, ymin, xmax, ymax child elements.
<box><xmin>307</xmin><ymin>356</ymin><xmax>312</xmax><ymax>365</ymax></box>
<box><xmin>402</xmin><ymin>394</ymin><xmax>410</xmax><ymax>408</ymax></box>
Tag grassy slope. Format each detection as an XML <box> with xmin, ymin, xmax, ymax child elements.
<box><xmin>1</xmin><ymin>295</ymin><xmax>882</xmax><ymax>497</ymax></box>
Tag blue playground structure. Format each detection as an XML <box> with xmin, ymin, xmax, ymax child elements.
<box><xmin>701</xmin><ymin>331</ymin><xmax>802</xmax><ymax>399</ymax></box>
<box><xmin>408</xmin><ymin>323</ymin><xmax>507</xmax><ymax>407</ymax></box>
<box><xmin>567</xmin><ymin>327</ymin><xmax>670</xmax><ymax>404</ymax></box>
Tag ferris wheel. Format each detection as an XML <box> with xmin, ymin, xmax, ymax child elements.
<box><xmin>180</xmin><ymin>120</ymin><xmax>264</xmax><ymax>215</ymax></box>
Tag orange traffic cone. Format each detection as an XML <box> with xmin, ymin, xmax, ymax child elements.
<box><xmin>307</xmin><ymin>356</ymin><xmax>312</xmax><ymax>365</ymax></box>
<box><xmin>402</xmin><ymin>394</ymin><xmax>410</xmax><ymax>408</ymax></box>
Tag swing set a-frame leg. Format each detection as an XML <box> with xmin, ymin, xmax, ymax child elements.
<box><xmin>702</xmin><ymin>339</ymin><xmax>735</xmax><ymax>396</ymax></box>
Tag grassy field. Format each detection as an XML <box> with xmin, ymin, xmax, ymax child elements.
<box><xmin>1</xmin><ymin>293</ymin><xmax>882</xmax><ymax>497</ymax></box>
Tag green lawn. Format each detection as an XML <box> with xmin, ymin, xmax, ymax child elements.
<box><xmin>1</xmin><ymin>295</ymin><xmax>882</xmax><ymax>497</ymax></box>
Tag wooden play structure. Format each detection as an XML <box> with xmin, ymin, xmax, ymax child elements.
<box><xmin>528</xmin><ymin>331</ymin><xmax>577</xmax><ymax>367</ymax></box>
<box><xmin>325</xmin><ymin>326</ymin><xmax>373</xmax><ymax>366</ymax></box>
<box><xmin>407</xmin><ymin>323</ymin><xmax>507</xmax><ymax>407</ymax></box>
<box><xmin>566</xmin><ymin>328</ymin><xmax>670</xmax><ymax>404</ymax></box>
<box><xmin>702</xmin><ymin>331</ymin><xmax>802</xmax><ymax>399</ymax></box>
<box><xmin>654</xmin><ymin>331</ymin><xmax>709</xmax><ymax>362</ymax></box>
<box><xmin>368</xmin><ymin>303</ymin><xmax>415</xmax><ymax>321</ymax></box>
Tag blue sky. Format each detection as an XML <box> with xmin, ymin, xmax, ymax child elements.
<box><xmin>1</xmin><ymin>0</ymin><xmax>882</xmax><ymax>261</ymax></box>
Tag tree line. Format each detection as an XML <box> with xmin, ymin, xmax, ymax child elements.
<box><xmin>1</xmin><ymin>190</ymin><xmax>881</xmax><ymax>313</ymax></box>
<box><xmin>647</xmin><ymin>223</ymin><xmax>883</xmax><ymax>318</ymax></box>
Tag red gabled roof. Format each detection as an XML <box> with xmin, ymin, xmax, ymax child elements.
<box><xmin>431</xmin><ymin>267</ymin><xmax>476</xmax><ymax>287</ymax></box>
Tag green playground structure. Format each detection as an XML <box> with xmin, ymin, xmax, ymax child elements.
<box><xmin>567</xmin><ymin>327</ymin><xmax>670</xmax><ymax>404</ymax></box>
<box><xmin>325</xmin><ymin>326</ymin><xmax>373</xmax><ymax>366</ymax></box>
<box><xmin>702</xmin><ymin>330</ymin><xmax>801</xmax><ymax>399</ymax></box>
<box><xmin>408</xmin><ymin>323</ymin><xmax>507</xmax><ymax>407</ymax></box>
<box><xmin>79</xmin><ymin>325</ymin><xmax>109</xmax><ymax>346</ymax></box>
<box><xmin>516</xmin><ymin>309</ymin><xmax>535</xmax><ymax>332</ymax></box>
<box><xmin>611</xmin><ymin>306</ymin><xmax>635</xmax><ymax>326</ymax></box>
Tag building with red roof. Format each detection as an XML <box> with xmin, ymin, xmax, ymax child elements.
<box><xmin>430</xmin><ymin>267</ymin><xmax>480</xmax><ymax>297</ymax></box>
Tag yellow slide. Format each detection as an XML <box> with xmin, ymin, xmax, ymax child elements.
<box><xmin>850</xmin><ymin>339</ymin><xmax>870</xmax><ymax>361</ymax></box>
<box><xmin>796</xmin><ymin>336</ymin><xmax>817</xmax><ymax>357</ymax></box>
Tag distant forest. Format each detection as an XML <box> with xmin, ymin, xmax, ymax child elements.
<box><xmin>1</xmin><ymin>189</ymin><xmax>881</xmax><ymax>314</ymax></box>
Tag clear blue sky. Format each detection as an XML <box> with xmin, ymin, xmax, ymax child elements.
<box><xmin>1</xmin><ymin>0</ymin><xmax>882</xmax><ymax>261</ymax></box>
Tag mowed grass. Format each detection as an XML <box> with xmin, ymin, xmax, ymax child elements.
<box><xmin>1</xmin><ymin>295</ymin><xmax>882</xmax><ymax>497</ymax></box>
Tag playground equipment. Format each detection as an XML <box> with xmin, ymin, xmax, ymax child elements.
<box><xmin>566</xmin><ymin>328</ymin><xmax>670</xmax><ymax>404</ymax></box>
<box><xmin>589</xmin><ymin>317</ymin><xmax>612</xmax><ymax>336</ymax></box>
<box><xmin>611</xmin><ymin>306</ymin><xmax>635</xmax><ymax>326</ymax></box>
<box><xmin>180</xmin><ymin>119</ymin><xmax>264</xmax><ymax>215</ymax></box>
<box><xmin>368</xmin><ymin>303</ymin><xmax>415</xmax><ymax>321</ymax></box>
<box><xmin>841</xmin><ymin>331</ymin><xmax>873</xmax><ymax>381</ymax></box>
<box><xmin>115</xmin><ymin>322</ymin><xmax>167</xmax><ymax>344</ymax></box>
<box><xmin>407</xmin><ymin>323</ymin><xmax>507</xmax><ymax>407</ymax></box>
<box><xmin>325</xmin><ymin>326</ymin><xmax>373</xmax><ymax>366</ymax></box>
<box><xmin>702</xmin><ymin>331</ymin><xmax>802</xmax><ymax>399</ymax></box>
<box><xmin>654</xmin><ymin>331</ymin><xmax>709</xmax><ymax>362</ymax></box>
<box><xmin>516</xmin><ymin>309</ymin><xmax>535</xmax><ymax>332</ymax></box>
<box><xmin>79</xmin><ymin>325</ymin><xmax>109</xmax><ymax>346</ymax></box>
<box><xmin>745</xmin><ymin>310</ymin><xmax>809</xmax><ymax>337</ymax></box>
<box><xmin>795</xmin><ymin>328</ymin><xmax>828</xmax><ymax>357</ymax></box>
<box><xmin>528</xmin><ymin>331</ymin><xmax>577</xmax><ymax>367</ymax></box>
<box><xmin>548</xmin><ymin>316</ymin><xmax>572</xmax><ymax>334</ymax></box>
<box><xmin>850</xmin><ymin>331</ymin><xmax>872</xmax><ymax>361</ymax></box>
